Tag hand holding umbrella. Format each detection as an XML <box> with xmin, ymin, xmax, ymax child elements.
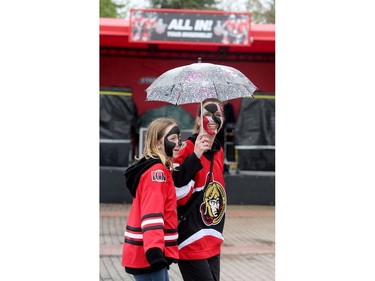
<box><xmin>194</xmin><ymin>132</ymin><xmax>211</xmax><ymax>157</ymax></box>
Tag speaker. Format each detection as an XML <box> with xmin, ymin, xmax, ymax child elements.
<box><xmin>100</xmin><ymin>141</ymin><xmax>130</xmax><ymax>167</ymax></box>
<box><xmin>237</xmin><ymin>149</ymin><xmax>275</xmax><ymax>171</ymax></box>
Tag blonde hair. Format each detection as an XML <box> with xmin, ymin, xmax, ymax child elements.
<box><xmin>143</xmin><ymin>117</ymin><xmax>178</xmax><ymax>168</ymax></box>
<box><xmin>193</xmin><ymin>98</ymin><xmax>225</xmax><ymax>134</ymax></box>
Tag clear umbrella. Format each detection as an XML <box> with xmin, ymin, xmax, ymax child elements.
<box><xmin>146</xmin><ymin>58</ymin><xmax>257</xmax><ymax>105</ymax></box>
<box><xmin>146</xmin><ymin>58</ymin><xmax>257</xmax><ymax>133</ymax></box>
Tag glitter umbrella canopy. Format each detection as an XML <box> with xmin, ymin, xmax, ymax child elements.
<box><xmin>145</xmin><ymin>58</ymin><xmax>257</xmax><ymax>105</ymax></box>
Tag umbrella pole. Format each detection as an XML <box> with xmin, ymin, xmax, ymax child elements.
<box><xmin>200</xmin><ymin>101</ymin><xmax>203</xmax><ymax>134</ymax></box>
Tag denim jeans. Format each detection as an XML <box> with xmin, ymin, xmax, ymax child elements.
<box><xmin>133</xmin><ymin>267</ymin><xmax>169</xmax><ymax>281</ymax></box>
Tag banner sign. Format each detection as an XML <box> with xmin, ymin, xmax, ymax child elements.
<box><xmin>129</xmin><ymin>8</ymin><xmax>251</xmax><ymax>46</ymax></box>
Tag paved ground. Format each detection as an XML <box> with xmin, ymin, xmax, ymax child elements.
<box><xmin>100</xmin><ymin>204</ymin><xmax>275</xmax><ymax>281</ymax></box>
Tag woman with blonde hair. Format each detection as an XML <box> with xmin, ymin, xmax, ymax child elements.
<box><xmin>172</xmin><ymin>98</ymin><xmax>227</xmax><ymax>281</ymax></box>
<box><xmin>122</xmin><ymin>117</ymin><xmax>182</xmax><ymax>281</ymax></box>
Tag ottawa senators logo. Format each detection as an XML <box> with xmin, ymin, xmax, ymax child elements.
<box><xmin>199</xmin><ymin>181</ymin><xmax>226</xmax><ymax>226</ymax></box>
<box><xmin>151</xmin><ymin>170</ymin><xmax>166</xmax><ymax>182</ymax></box>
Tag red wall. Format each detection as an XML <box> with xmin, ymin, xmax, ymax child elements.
<box><xmin>100</xmin><ymin>56</ymin><xmax>275</xmax><ymax>120</ymax></box>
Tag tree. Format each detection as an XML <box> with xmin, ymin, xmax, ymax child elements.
<box><xmin>246</xmin><ymin>0</ymin><xmax>275</xmax><ymax>24</ymax></box>
<box><xmin>149</xmin><ymin>0</ymin><xmax>217</xmax><ymax>10</ymax></box>
<box><xmin>216</xmin><ymin>0</ymin><xmax>274</xmax><ymax>24</ymax></box>
<box><xmin>100</xmin><ymin>0</ymin><xmax>125</xmax><ymax>18</ymax></box>
<box><xmin>100</xmin><ymin>0</ymin><xmax>275</xmax><ymax>24</ymax></box>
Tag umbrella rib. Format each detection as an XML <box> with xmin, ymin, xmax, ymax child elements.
<box><xmin>169</xmin><ymin>84</ymin><xmax>175</xmax><ymax>98</ymax></box>
<box><xmin>243</xmin><ymin>84</ymin><xmax>257</xmax><ymax>98</ymax></box>
<box><xmin>174</xmin><ymin>84</ymin><xmax>183</xmax><ymax>105</ymax></box>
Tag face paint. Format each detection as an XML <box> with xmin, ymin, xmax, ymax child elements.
<box><xmin>202</xmin><ymin>102</ymin><xmax>223</xmax><ymax>135</ymax></box>
<box><xmin>163</xmin><ymin>125</ymin><xmax>180</xmax><ymax>157</ymax></box>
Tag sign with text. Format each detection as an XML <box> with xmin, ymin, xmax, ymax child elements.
<box><xmin>129</xmin><ymin>8</ymin><xmax>251</xmax><ymax>46</ymax></box>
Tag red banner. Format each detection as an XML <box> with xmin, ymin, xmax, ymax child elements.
<box><xmin>129</xmin><ymin>8</ymin><xmax>252</xmax><ymax>46</ymax></box>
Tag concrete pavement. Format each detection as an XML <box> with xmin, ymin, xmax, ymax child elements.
<box><xmin>100</xmin><ymin>204</ymin><xmax>275</xmax><ymax>281</ymax></box>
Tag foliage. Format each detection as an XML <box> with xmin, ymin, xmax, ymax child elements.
<box><xmin>216</xmin><ymin>0</ymin><xmax>274</xmax><ymax>24</ymax></box>
<box><xmin>100</xmin><ymin>0</ymin><xmax>125</xmax><ymax>18</ymax></box>
<box><xmin>99</xmin><ymin>0</ymin><xmax>275</xmax><ymax>24</ymax></box>
<box><xmin>149</xmin><ymin>0</ymin><xmax>217</xmax><ymax>10</ymax></box>
<box><xmin>246</xmin><ymin>0</ymin><xmax>275</xmax><ymax>24</ymax></box>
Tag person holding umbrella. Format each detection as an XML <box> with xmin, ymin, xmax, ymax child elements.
<box><xmin>145</xmin><ymin>58</ymin><xmax>257</xmax><ymax>280</ymax></box>
<box><xmin>172</xmin><ymin>98</ymin><xmax>227</xmax><ymax>281</ymax></box>
<box><xmin>122</xmin><ymin>117</ymin><xmax>182</xmax><ymax>281</ymax></box>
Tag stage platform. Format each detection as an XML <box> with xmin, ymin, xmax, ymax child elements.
<box><xmin>100</xmin><ymin>167</ymin><xmax>275</xmax><ymax>205</ymax></box>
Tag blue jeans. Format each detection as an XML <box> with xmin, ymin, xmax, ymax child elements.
<box><xmin>133</xmin><ymin>268</ymin><xmax>169</xmax><ymax>281</ymax></box>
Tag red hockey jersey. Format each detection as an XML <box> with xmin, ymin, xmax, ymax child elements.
<box><xmin>173</xmin><ymin>135</ymin><xmax>226</xmax><ymax>260</ymax></box>
<box><xmin>122</xmin><ymin>160</ymin><xmax>179</xmax><ymax>272</ymax></box>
